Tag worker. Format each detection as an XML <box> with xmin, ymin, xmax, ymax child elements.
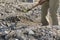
<box><xmin>38</xmin><ymin>0</ymin><xmax>59</xmax><ymax>26</ymax></box>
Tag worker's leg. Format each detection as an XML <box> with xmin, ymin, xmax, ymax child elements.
<box><xmin>41</xmin><ymin>1</ymin><xmax>49</xmax><ymax>26</ymax></box>
<box><xmin>49</xmin><ymin>0</ymin><xmax>59</xmax><ymax>25</ymax></box>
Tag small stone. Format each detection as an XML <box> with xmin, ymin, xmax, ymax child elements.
<box><xmin>15</xmin><ymin>39</ymin><xmax>19</xmax><ymax>40</ymax></box>
<box><xmin>0</xmin><ymin>32</ymin><xmax>2</xmax><ymax>35</ymax></box>
<box><xmin>28</xmin><ymin>30</ymin><xmax>35</xmax><ymax>35</ymax></box>
<box><xmin>4</xmin><ymin>31</ymin><xmax>10</xmax><ymax>34</ymax></box>
<box><xmin>57</xmin><ymin>30</ymin><xmax>60</xmax><ymax>37</ymax></box>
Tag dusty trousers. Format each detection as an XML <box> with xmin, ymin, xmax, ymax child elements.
<box><xmin>41</xmin><ymin>0</ymin><xmax>59</xmax><ymax>25</ymax></box>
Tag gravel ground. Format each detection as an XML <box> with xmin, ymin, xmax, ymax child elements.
<box><xmin>0</xmin><ymin>0</ymin><xmax>60</xmax><ymax>40</ymax></box>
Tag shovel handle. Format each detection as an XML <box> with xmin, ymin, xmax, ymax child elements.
<box><xmin>27</xmin><ymin>0</ymin><xmax>46</xmax><ymax>12</ymax></box>
<box><xmin>27</xmin><ymin>3</ymin><xmax>40</xmax><ymax>11</ymax></box>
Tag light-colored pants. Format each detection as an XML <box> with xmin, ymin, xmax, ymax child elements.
<box><xmin>41</xmin><ymin>0</ymin><xmax>59</xmax><ymax>25</ymax></box>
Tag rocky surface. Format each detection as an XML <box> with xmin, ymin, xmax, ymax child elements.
<box><xmin>0</xmin><ymin>24</ymin><xmax>60</xmax><ymax>40</ymax></box>
<box><xmin>0</xmin><ymin>0</ymin><xmax>60</xmax><ymax>40</ymax></box>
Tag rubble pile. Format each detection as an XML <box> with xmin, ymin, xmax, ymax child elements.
<box><xmin>0</xmin><ymin>0</ymin><xmax>60</xmax><ymax>40</ymax></box>
<box><xmin>0</xmin><ymin>24</ymin><xmax>60</xmax><ymax>40</ymax></box>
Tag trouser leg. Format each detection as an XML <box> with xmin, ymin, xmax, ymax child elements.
<box><xmin>49</xmin><ymin>0</ymin><xmax>59</xmax><ymax>25</ymax></box>
<box><xmin>41</xmin><ymin>1</ymin><xmax>49</xmax><ymax>25</ymax></box>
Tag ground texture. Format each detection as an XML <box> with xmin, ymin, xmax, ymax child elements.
<box><xmin>0</xmin><ymin>0</ymin><xmax>60</xmax><ymax>40</ymax></box>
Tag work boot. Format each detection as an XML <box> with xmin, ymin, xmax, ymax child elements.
<box><xmin>41</xmin><ymin>18</ymin><xmax>49</xmax><ymax>26</ymax></box>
